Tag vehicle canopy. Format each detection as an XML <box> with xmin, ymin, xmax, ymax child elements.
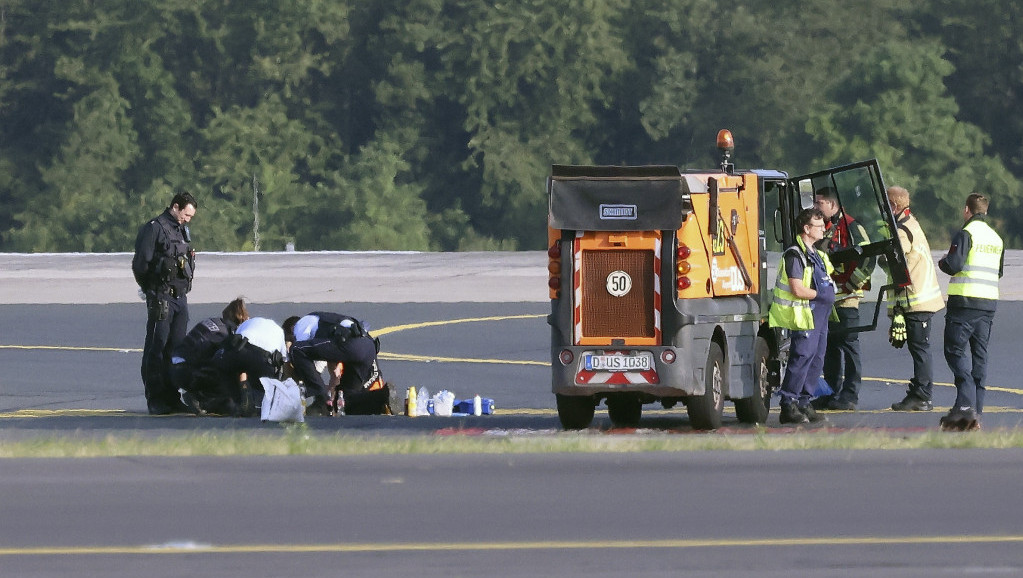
<box><xmin>548</xmin><ymin>165</ymin><xmax>686</xmax><ymax>232</ymax></box>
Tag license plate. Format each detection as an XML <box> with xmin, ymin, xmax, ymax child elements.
<box><xmin>584</xmin><ymin>354</ymin><xmax>651</xmax><ymax>372</ymax></box>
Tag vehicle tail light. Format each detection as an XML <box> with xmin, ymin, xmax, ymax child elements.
<box><xmin>559</xmin><ymin>350</ymin><xmax>574</xmax><ymax>365</ymax></box>
<box><xmin>660</xmin><ymin>350</ymin><xmax>676</xmax><ymax>364</ymax></box>
<box><xmin>548</xmin><ymin>242</ymin><xmax>562</xmax><ymax>295</ymax></box>
<box><xmin>677</xmin><ymin>243</ymin><xmax>692</xmax><ymax>291</ymax></box>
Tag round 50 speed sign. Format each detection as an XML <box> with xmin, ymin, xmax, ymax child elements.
<box><xmin>606</xmin><ymin>270</ymin><xmax>632</xmax><ymax>297</ymax></box>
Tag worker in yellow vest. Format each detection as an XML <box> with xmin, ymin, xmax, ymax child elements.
<box><xmin>769</xmin><ymin>208</ymin><xmax>836</xmax><ymax>425</ymax></box>
<box><xmin>937</xmin><ymin>193</ymin><xmax>1004</xmax><ymax>431</ymax></box>
<box><xmin>885</xmin><ymin>186</ymin><xmax>945</xmax><ymax>412</ymax></box>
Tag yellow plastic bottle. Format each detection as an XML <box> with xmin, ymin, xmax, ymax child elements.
<box><xmin>406</xmin><ymin>386</ymin><xmax>418</xmax><ymax>417</ymax></box>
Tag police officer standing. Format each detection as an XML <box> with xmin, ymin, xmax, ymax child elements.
<box><xmin>132</xmin><ymin>192</ymin><xmax>197</xmax><ymax>415</ymax></box>
<box><xmin>937</xmin><ymin>192</ymin><xmax>1003</xmax><ymax>431</ymax></box>
<box><xmin>886</xmin><ymin>187</ymin><xmax>945</xmax><ymax>412</ymax></box>
<box><xmin>769</xmin><ymin>208</ymin><xmax>836</xmax><ymax>425</ymax></box>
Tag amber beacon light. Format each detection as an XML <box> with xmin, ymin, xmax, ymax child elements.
<box><xmin>716</xmin><ymin>129</ymin><xmax>734</xmax><ymax>173</ymax></box>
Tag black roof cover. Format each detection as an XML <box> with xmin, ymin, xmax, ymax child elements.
<box><xmin>548</xmin><ymin>165</ymin><xmax>686</xmax><ymax>231</ymax></box>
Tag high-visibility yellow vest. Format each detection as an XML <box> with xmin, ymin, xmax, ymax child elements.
<box><xmin>947</xmin><ymin>220</ymin><xmax>1002</xmax><ymax>301</ymax></box>
<box><xmin>769</xmin><ymin>239</ymin><xmax>834</xmax><ymax>330</ymax></box>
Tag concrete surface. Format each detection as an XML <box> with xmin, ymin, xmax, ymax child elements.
<box><xmin>0</xmin><ymin>250</ymin><xmax>1019</xmax><ymax>304</ymax></box>
<box><xmin>0</xmin><ymin>251</ymin><xmax>548</xmax><ymax>304</ymax></box>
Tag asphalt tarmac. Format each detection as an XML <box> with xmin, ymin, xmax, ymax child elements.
<box><xmin>2</xmin><ymin>251</ymin><xmax>1022</xmax><ymax>431</ymax></box>
<box><xmin>3</xmin><ymin>251</ymin><xmax>1023</xmax><ymax>577</ymax></box>
<box><xmin>5</xmin><ymin>450</ymin><xmax>1023</xmax><ymax>578</ymax></box>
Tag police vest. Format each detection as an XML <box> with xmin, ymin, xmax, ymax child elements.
<box><xmin>888</xmin><ymin>213</ymin><xmax>944</xmax><ymax>314</ymax></box>
<box><xmin>310</xmin><ymin>312</ymin><xmax>367</xmax><ymax>342</ymax></box>
<box><xmin>173</xmin><ymin>316</ymin><xmax>231</xmax><ymax>362</ymax></box>
<box><xmin>149</xmin><ymin>212</ymin><xmax>194</xmax><ymax>293</ymax></box>
<box><xmin>769</xmin><ymin>240</ymin><xmax>833</xmax><ymax>331</ymax></box>
<box><xmin>947</xmin><ymin>220</ymin><xmax>1002</xmax><ymax>301</ymax></box>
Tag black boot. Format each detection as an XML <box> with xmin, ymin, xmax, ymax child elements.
<box><xmin>780</xmin><ymin>401</ymin><xmax>809</xmax><ymax>425</ymax></box>
<box><xmin>892</xmin><ymin>393</ymin><xmax>933</xmax><ymax>412</ymax></box>
<box><xmin>940</xmin><ymin>407</ymin><xmax>979</xmax><ymax>431</ymax></box>
<box><xmin>800</xmin><ymin>403</ymin><xmax>829</xmax><ymax>423</ymax></box>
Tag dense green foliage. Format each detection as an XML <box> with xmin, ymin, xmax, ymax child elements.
<box><xmin>1</xmin><ymin>0</ymin><xmax>1020</xmax><ymax>251</ymax></box>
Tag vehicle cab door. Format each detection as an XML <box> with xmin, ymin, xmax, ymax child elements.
<box><xmin>786</xmin><ymin>159</ymin><xmax>911</xmax><ymax>332</ymax></box>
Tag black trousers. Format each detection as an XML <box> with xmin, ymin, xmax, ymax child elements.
<box><xmin>187</xmin><ymin>342</ymin><xmax>281</xmax><ymax>416</ymax></box>
<box><xmin>290</xmin><ymin>335</ymin><xmax>378</xmax><ymax>402</ymax></box>
<box><xmin>904</xmin><ymin>311</ymin><xmax>936</xmax><ymax>401</ymax></box>
<box><xmin>824</xmin><ymin>305</ymin><xmax>862</xmax><ymax>403</ymax></box>
<box><xmin>141</xmin><ymin>293</ymin><xmax>189</xmax><ymax>411</ymax></box>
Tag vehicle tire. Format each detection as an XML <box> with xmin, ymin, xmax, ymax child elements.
<box><xmin>734</xmin><ymin>337</ymin><xmax>770</xmax><ymax>424</ymax></box>
<box><xmin>687</xmin><ymin>342</ymin><xmax>725</xmax><ymax>430</ymax></box>
<box><xmin>556</xmin><ymin>394</ymin><xmax>596</xmax><ymax>430</ymax></box>
<box><xmin>607</xmin><ymin>394</ymin><xmax>642</xmax><ymax>428</ymax></box>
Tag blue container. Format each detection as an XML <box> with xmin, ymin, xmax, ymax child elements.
<box><xmin>454</xmin><ymin>398</ymin><xmax>495</xmax><ymax>415</ymax></box>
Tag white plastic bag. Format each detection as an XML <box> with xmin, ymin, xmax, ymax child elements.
<box><xmin>432</xmin><ymin>390</ymin><xmax>455</xmax><ymax>417</ymax></box>
<box><xmin>416</xmin><ymin>387</ymin><xmax>431</xmax><ymax>416</ymax></box>
<box><xmin>260</xmin><ymin>377</ymin><xmax>305</xmax><ymax>423</ymax></box>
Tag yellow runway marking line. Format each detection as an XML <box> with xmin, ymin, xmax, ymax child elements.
<box><xmin>0</xmin><ymin>409</ymin><xmax>132</xmax><ymax>418</ymax></box>
<box><xmin>4</xmin><ymin>534</ymin><xmax>1023</xmax><ymax>556</ymax></box>
<box><xmin>0</xmin><ymin>345</ymin><xmax>141</xmax><ymax>352</ymax></box>
<box><xmin>371</xmin><ymin>314</ymin><xmax>545</xmax><ymax>337</ymax></box>
<box><xmin>378</xmin><ymin>352</ymin><xmax>545</xmax><ymax>366</ymax></box>
<box><xmin>862</xmin><ymin>376</ymin><xmax>1020</xmax><ymax>395</ymax></box>
<box><xmin>3</xmin><ymin>315</ymin><xmax>1022</xmax><ymax>400</ymax></box>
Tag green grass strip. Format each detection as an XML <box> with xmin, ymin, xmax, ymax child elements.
<box><xmin>3</xmin><ymin>426</ymin><xmax>1023</xmax><ymax>457</ymax></box>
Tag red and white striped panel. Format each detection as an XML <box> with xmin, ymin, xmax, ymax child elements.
<box><xmin>653</xmin><ymin>235</ymin><xmax>662</xmax><ymax>343</ymax></box>
<box><xmin>575</xmin><ymin>367</ymin><xmax>661</xmax><ymax>385</ymax></box>
<box><xmin>572</xmin><ymin>231</ymin><xmax>583</xmax><ymax>344</ymax></box>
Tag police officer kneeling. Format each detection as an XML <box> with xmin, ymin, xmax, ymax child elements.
<box><xmin>181</xmin><ymin>317</ymin><xmax>287</xmax><ymax>417</ymax></box>
<box><xmin>288</xmin><ymin>312</ymin><xmax>391</xmax><ymax>416</ymax></box>
<box><xmin>169</xmin><ymin>298</ymin><xmax>249</xmax><ymax>400</ymax></box>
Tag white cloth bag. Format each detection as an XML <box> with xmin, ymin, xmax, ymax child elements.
<box><xmin>260</xmin><ymin>377</ymin><xmax>305</xmax><ymax>423</ymax></box>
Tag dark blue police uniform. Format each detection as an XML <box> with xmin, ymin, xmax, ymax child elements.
<box><xmin>132</xmin><ymin>209</ymin><xmax>195</xmax><ymax>414</ymax></box>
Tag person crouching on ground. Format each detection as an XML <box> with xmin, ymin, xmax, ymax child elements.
<box><xmin>288</xmin><ymin>312</ymin><xmax>391</xmax><ymax>416</ymax></box>
<box><xmin>181</xmin><ymin>316</ymin><xmax>287</xmax><ymax>417</ymax></box>
<box><xmin>169</xmin><ymin>297</ymin><xmax>249</xmax><ymax>401</ymax></box>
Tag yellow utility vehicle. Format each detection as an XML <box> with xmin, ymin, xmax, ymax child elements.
<box><xmin>546</xmin><ymin>131</ymin><xmax>910</xmax><ymax>429</ymax></box>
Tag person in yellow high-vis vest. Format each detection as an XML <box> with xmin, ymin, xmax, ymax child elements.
<box><xmin>769</xmin><ymin>208</ymin><xmax>836</xmax><ymax>425</ymax></box>
<box><xmin>937</xmin><ymin>193</ymin><xmax>1004</xmax><ymax>431</ymax></box>
<box><xmin>886</xmin><ymin>187</ymin><xmax>945</xmax><ymax>412</ymax></box>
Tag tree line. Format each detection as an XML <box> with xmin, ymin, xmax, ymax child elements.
<box><xmin>1</xmin><ymin>0</ymin><xmax>1020</xmax><ymax>252</ymax></box>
